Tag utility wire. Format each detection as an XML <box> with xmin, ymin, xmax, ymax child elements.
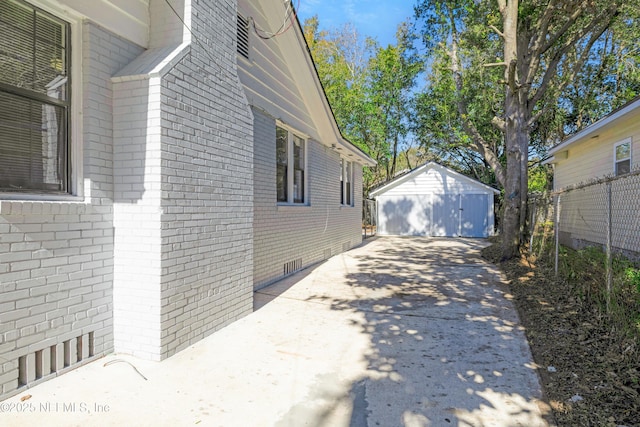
<box><xmin>251</xmin><ymin>0</ymin><xmax>299</xmax><ymax>40</ymax></box>
<box><xmin>162</xmin><ymin>0</ymin><xmax>222</xmax><ymax>65</ymax></box>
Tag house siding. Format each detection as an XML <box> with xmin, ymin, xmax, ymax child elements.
<box><xmin>252</xmin><ymin>108</ymin><xmax>363</xmax><ymax>288</ymax></box>
<box><xmin>552</xmin><ymin>109</ymin><xmax>640</xmax><ymax>255</ymax></box>
<box><xmin>553</xmin><ymin>113</ymin><xmax>640</xmax><ymax>190</ymax></box>
<box><xmin>1</xmin><ymin>0</ymin><xmax>368</xmax><ymax>400</ymax></box>
<box><xmin>377</xmin><ymin>167</ymin><xmax>491</xmax><ymax>196</ymax></box>
<box><xmin>237</xmin><ymin>1</ymin><xmax>314</xmax><ymax>139</ymax></box>
<box><xmin>0</xmin><ymin>22</ymin><xmax>144</xmax><ymax>397</ymax></box>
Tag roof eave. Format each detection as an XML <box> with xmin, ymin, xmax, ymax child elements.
<box><xmin>549</xmin><ymin>96</ymin><xmax>640</xmax><ymax>155</ymax></box>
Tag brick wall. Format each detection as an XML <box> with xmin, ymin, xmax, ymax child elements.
<box><xmin>252</xmin><ymin>108</ymin><xmax>364</xmax><ymax>288</ymax></box>
<box><xmin>0</xmin><ymin>22</ymin><xmax>144</xmax><ymax>398</ymax></box>
<box><xmin>112</xmin><ymin>0</ymin><xmax>254</xmax><ymax>360</ymax></box>
<box><xmin>157</xmin><ymin>0</ymin><xmax>254</xmax><ymax>358</ymax></box>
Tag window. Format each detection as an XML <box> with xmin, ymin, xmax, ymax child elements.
<box><xmin>614</xmin><ymin>139</ymin><xmax>631</xmax><ymax>176</ymax></box>
<box><xmin>237</xmin><ymin>14</ymin><xmax>249</xmax><ymax>59</ymax></box>
<box><xmin>341</xmin><ymin>159</ymin><xmax>353</xmax><ymax>206</ymax></box>
<box><xmin>292</xmin><ymin>135</ymin><xmax>305</xmax><ymax>203</ymax></box>
<box><xmin>276</xmin><ymin>127</ymin><xmax>288</xmax><ymax>202</ymax></box>
<box><xmin>0</xmin><ymin>0</ymin><xmax>71</xmax><ymax>194</ymax></box>
<box><xmin>276</xmin><ymin>125</ymin><xmax>306</xmax><ymax>204</ymax></box>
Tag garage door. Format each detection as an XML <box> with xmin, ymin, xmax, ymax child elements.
<box><xmin>377</xmin><ymin>195</ymin><xmax>431</xmax><ymax>235</ymax></box>
<box><xmin>378</xmin><ymin>193</ymin><xmax>490</xmax><ymax>237</ymax></box>
<box><xmin>431</xmin><ymin>194</ymin><xmax>458</xmax><ymax>236</ymax></box>
<box><xmin>460</xmin><ymin>194</ymin><xmax>489</xmax><ymax>237</ymax></box>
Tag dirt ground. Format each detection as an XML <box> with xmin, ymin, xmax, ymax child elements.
<box><xmin>482</xmin><ymin>241</ymin><xmax>640</xmax><ymax>427</ymax></box>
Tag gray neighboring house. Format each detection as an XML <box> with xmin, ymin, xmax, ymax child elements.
<box><xmin>0</xmin><ymin>0</ymin><xmax>374</xmax><ymax>399</ymax></box>
<box><xmin>370</xmin><ymin>162</ymin><xmax>498</xmax><ymax>238</ymax></box>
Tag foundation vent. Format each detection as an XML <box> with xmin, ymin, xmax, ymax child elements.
<box><xmin>342</xmin><ymin>241</ymin><xmax>352</xmax><ymax>252</ymax></box>
<box><xmin>324</xmin><ymin>248</ymin><xmax>332</xmax><ymax>259</ymax></box>
<box><xmin>18</xmin><ymin>332</ymin><xmax>94</xmax><ymax>387</ymax></box>
<box><xmin>283</xmin><ymin>258</ymin><xmax>302</xmax><ymax>276</ymax></box>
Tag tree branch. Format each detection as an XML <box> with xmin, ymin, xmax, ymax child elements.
<box><xmin>529</xmin><ymin>5</ymin><xmax>619</xmax><ymax>112</ymax></box>
<box><xmin>529</xmin><ymin>0</ymin><xmax>558</xmax><ymax>56</ymax></box>
<box><xmin>536</xmin><ymin>2</ymin><xmax>591</xmax><ymax>57</ymax></box>
<box><xmin>483</xmin><ymin>61</ymin><xmax>507</xmax><ymax>68</ymax></box>
<box><xmin>489</xmin><ymin>24</ymin><xmax>504</xmax><ymax>39</ymax></box>
<box><xmin>526</xmin><ymin>0</ymin><xmax>586</xmax><ymax>86</ymax></box>
<box><xmin>447</xmin><ymin>2</ymin><xmax>506</xmax><ymax>187</ymax></box>
<box><xmin>526</xmin><ymin>108</ymin><xmax>545</xmax><ymax>131</ymax></box>
<box><xmin>497</xmin><ymin>0</ymin><xmax>507</xmax><ymax>15</ymax></box>
<box><xmin>492</xmin><ymin>116</ymin><xmax>506</xmax><ymax>132</ymax></box>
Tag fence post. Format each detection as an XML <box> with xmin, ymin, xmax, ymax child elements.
<box><xmin>605</xmin><ymin>181</ymin><xmax>613</xmax><ymax>312</ymax></box>
<box><xmin>555</xmin><ymin>194</ymin><xmax>561</xmax><ymax>276</ymax></box>
<box><xmin>529</xmin><ymin>197</ymin><xmax>537</xmax><ymax>254</ymax></box>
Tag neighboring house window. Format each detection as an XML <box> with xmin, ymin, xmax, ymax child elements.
<box><xmin>0</xmin><ymin>0</ymin><xmax>71</xmax><ymax>194</ymax></box>
<box><xmin>614</xmin><ymin>139</ymin><xmax>631</xmax><ymax>176</ymax></box>
<box><xmin>341</xmin><ymin>159</ymin><xmax>353</xmax><ymax>206</ymax></box>
<box><xmin>276</xmin><ymin>125</ymin><xmax>306</xmax><ymax>204</ymax></box>
<box><xmin>237</xmin><ymin>14</ymin><xmax>249</xmax><ymax>59</ymax></box>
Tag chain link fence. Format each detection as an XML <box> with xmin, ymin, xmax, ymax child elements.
<box><xmin>530</xmin><ymin>168</ymin><xmax>640</xmax><ymax>259</ymax></box>
<box><xmin>362</xmin><ymin>199</ymin><xmax>377</xmax><ymax>238</ymax></box>
<box><xmin>528</xmin><ymin>167</ymin><xmax>640</xmax><ymax>307</ymax></box>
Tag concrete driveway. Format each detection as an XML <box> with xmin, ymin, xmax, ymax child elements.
<box><xmin>1</xmin><ymin>237</ymin><xmax>552</xmax><ymax>426</ymax></box>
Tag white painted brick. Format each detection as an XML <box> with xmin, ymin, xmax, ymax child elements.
<box><xmin>39</xmin><ymin>348</ymin><xmax>52</xmax><ymax>377</ymax></box>
<box><xmin>0</xmin><ymin>21</ymin><xmax>140</xmax><ymax>398</ymax></box>
<box><xmin>52</xmin><ymin>343</ymin><xmax>64</xmax><ymax>372</ymax></box>
<box><xmin>252</xmin><ymin>109</ymin><xmax>364</xmax><ymax>288</ymax></box>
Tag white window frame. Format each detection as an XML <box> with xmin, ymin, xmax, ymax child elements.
<box><xmin>614</xmin><ymin>138</ymin><xmax>632</xmax><ymax>177</ymax></box>
<box><xmin>276</xmin><ymin>123</ymin><xmax>307</xmax><ymax>205</ymax></box>
<box><xmin>341</xmin><ymin>158</ymin><xmax>353</xmax><ymax>207</ymax></box>
<box><xmin>0</xmin><ymin>0</ymin><xmax>83</xmax><ymax>201</ymax></box>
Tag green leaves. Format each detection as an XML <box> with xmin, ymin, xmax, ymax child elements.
<box><xmin>303</xmin><ymin>16</ymin><xmax>422</xmax><ymax>191</ymax></box>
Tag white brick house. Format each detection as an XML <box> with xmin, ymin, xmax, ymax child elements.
<box><xmin>0</xmin><ymin>0</ymin><xmax>374</xmax><ymax>399</ymax></box>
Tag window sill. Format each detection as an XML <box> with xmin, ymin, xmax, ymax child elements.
<box><xmin>0</xmin><ymin>196</ymin><xmax>89</xmax><ymax>216</ymax></box>
<box><xmin>277</xmin><ymin>203</ymin><xmax>311</xmax><ymax>213</ymax></box>
<box><xmin>340</xmin><ymin>204</ymin><xmax>355</xmax><ymax>209</ymax></box>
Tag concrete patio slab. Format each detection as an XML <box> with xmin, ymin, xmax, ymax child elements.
<box><xmin>0</xmin><ymin>237</ymin><xmax>552</xmax><ymax>426</ymax></box>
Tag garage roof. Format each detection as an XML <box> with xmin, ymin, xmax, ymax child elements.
<box><xmin>369</xmin><ymin>162</ymin><xmax>500</xmax><ymax>198</ymax></box>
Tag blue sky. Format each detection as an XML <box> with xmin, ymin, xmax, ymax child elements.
<box><xmin>296</xmin><ymin>0</ymin><xmax>416</xmax><ymax>47</ymax></box>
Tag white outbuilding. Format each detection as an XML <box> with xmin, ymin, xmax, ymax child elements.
<box><xmin>370</xmin><ymin>162</ymin><xmax>499</xmax><ymax>237</ymax></box>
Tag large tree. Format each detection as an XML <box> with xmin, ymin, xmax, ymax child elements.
<box><xmin>368</xmin><ymin>24</ymin><xmax>423</xmax><ymax>179</ymax></box>
<box><xmin>415</xmin><ymin>0</ymin><xmax>639</xmax><ymax>259</ymax></box>
<box><xmin>303</xmin><ymin>16</ymin><xmax>422</xmax><ymax>193</ymax></box>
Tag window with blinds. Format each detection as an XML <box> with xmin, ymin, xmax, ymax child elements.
<box><xmin>0</xmin><ymin>0</ymin><xmax>71</xmax><ymax>194</ymax></box>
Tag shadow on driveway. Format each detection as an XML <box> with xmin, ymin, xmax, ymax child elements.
<box><xmin>263</xmin><ymin>236</ymin><xmax>552</xmax><ymax>427</ymax></box>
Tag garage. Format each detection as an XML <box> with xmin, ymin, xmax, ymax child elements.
<box><xmin>370</xmin><ymin>162</ymin><xmax>499</xmax><ymax>237</ymax></box>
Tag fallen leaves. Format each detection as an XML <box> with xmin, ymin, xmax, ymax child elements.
<box><xmin>482</xmin><ymin>242</ymin><xmax>640</xmax><ymax>426</ymax></box>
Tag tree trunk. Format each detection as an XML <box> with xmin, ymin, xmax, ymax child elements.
<box><xmin>500</xmin><ymin>0</ymin><xmax>525</xmax><ymax>260</ymax></box>
<box><xmin>390</xmin><ymin>134</ymin><xmax>399</xmax><ymax>178</ymax></box>
<box><xmin>502</xmin><ymin>106</ymin><xmax>526</xmax><ymax>259</ymax></box>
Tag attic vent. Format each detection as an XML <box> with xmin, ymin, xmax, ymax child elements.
<box><xmin>283</xmin><ymin>258</ymin><xmax>302</xmax><ymax>276</ymax></box>
<box><xmin>237</xmin><ymin>14</ymin><xmax>250</xmax><ymax>58</ymax></box>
